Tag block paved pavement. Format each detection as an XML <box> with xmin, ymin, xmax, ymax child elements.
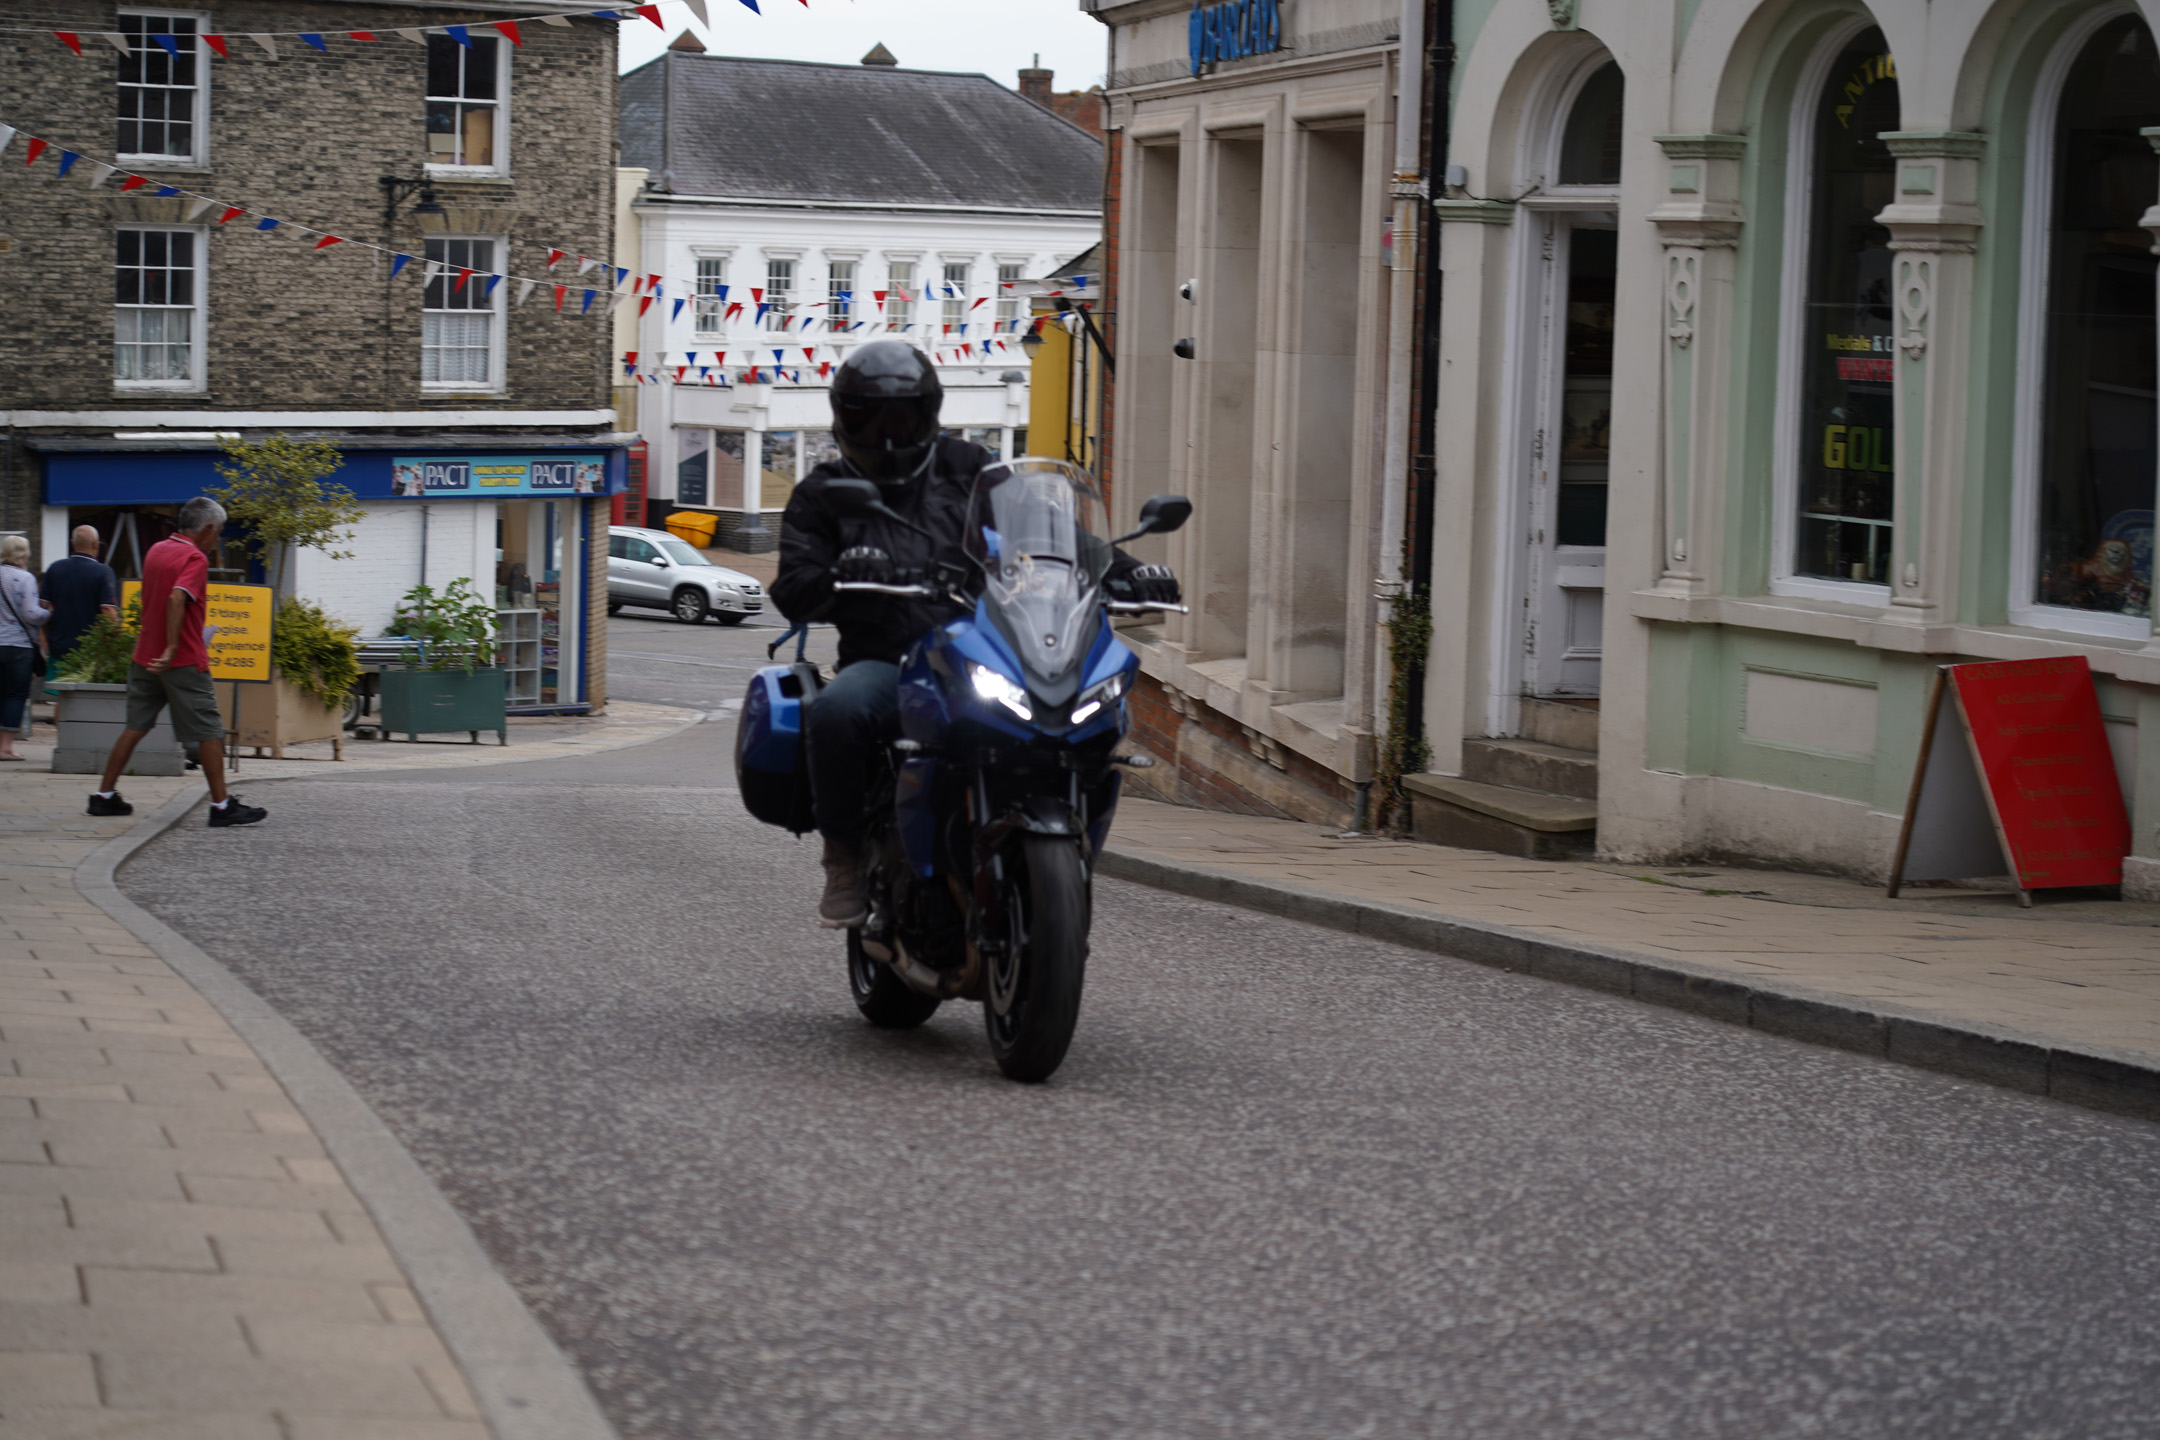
<box><xmin>1105</xmin><ymin>797</ymin><xmax>2160</xmax><ymax>1073</ymax></box>
<box><xmin>0</xmin><ymin>704</ymin><xmax>691</xmax><ymax>1437</ymax></box>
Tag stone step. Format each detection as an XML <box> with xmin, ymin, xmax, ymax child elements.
<box><xmin>1461</xmin><ymin>737</ymin><xmax>1599</xmax><ymax>801</ymax></box>
<box><xmin>1401</xmin><ymin>774</ymin><xmax>1597</xmax><ymax>861</ymax></box>
<box><xmin>1522</xmin><ymin>696</ymin><xmax>1600</xmax><ymax>752</ymax></box>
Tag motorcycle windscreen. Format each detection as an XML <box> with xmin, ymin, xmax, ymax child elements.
<box><xmin>963</xmin><ymin>459</ymin><xmax>1113</xmax><ymax>686</ymax></box>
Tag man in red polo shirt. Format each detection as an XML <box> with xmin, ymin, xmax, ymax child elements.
<box><xmin>89</xmin><ymin>497</ymin><xmax>266</xmax><ymax>827</ymax></box>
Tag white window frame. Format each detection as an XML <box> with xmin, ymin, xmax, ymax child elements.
<box><xmin>827</xmin><ymin>258</ymin><xmax>857</xmax><ymax>328</ymax></box>
<box><xmin>421</xmin><ymin>234</ymin><xmax>507</xmax><ymax>394</ymax></box>
<box><xmin>886</xmin><ymin>257</ymin><xmax>919</xmax><ymax>330</ymax></box>
<box><xmin>424</xmin><ymin>31</ymin><xmax>510</xmax><ymax>180</ymax></box>
<box><xmin>996</xmin><ymin>261</ymin><xmax>1025</xmax><ymax>325</ymax></box>
<box><xmin>1770</xmin><ymin>14</ymin><xmax>1895</xmax><ymax>606</ymax></box>
<box><xmin>2008</xmin><ymin>2</ymin><xmax>2153</xmax><ymax>641</ymax></box>
<box><xmin>693</xmin><ymin>254</ymin><xmax>729</xmax><ymax>339</ymax></box>
<box><xmin>117</xmin><ymin>9</ymin><xmax>210</xmax><ymax>169</ymax></box>
<box><xmin>762</xmin><ymin>255</ymin><xmax>797</xmax><ymax>332</ymax></box>
<box><xmin>113</xmin><ymin>222</ymin><xmax>207</xmax><ymax>393</ymax></box>
<box><xmin>941</xmin><ymin>260</ymin><xmax>972</xmax><ymax>331</ymax></box>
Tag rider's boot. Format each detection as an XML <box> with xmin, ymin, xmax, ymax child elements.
<box><xmin>818</xmin><ymin>835</ymin><xmax>870</xmax><ymax>929</ymax></box>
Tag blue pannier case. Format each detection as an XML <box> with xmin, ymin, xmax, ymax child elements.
<box><xmin>736</xmin><ymin>660</ymin><xmax>821</xmax><ymax>834</ymax></box>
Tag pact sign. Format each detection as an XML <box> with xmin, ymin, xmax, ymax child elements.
<box><xmin>120</xmin><ymin>581</ymin><xmax>274</xmax><ymax>683</ymax></box>
<box><xmin>390</xmin><ymin>454</ymin><xmax>606</xmax><ymax>498</ymax></box>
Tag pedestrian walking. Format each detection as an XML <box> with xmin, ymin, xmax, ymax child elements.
<box><xmin>0</xmin><ymin>534</ymin><xmax>52</xmax><ymax>762</ymax></box>
<box><xmin>88</xmin><ymin>497</ymin><xmax>266</xmax><ymax>827</ymax></box>
<box><xmin>41</xmin><ymin>525</ymin><xmax>120</xmax><ymax>673</ymax></box>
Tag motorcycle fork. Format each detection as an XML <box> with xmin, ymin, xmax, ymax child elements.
<box><xmin>967</xmin><ymin>766</ymin><xmax>1088</xmax><ymax>950</ymax></box>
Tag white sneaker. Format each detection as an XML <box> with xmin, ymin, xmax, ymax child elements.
<box><xmin>818</xmin><ymin>836</ymin><xmax>870</xmax><ymax>929</ymax></box>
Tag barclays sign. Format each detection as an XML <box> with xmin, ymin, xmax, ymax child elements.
<box><xmin>1190</xmin><ymin>0</ymin><xmax>1284</xmax><ymax>76</ymax></box>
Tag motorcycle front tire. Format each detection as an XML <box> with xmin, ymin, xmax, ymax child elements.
<box><xmin>985</xmin><ymin>835</ymin><xmax>1089</xmax><ymax>1083</ymax></box>
<box><xmin>847</xmin><ymin>927</ymin><xmax>940</xmax><ymax>1029</ymax></box>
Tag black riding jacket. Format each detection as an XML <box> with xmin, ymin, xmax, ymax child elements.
<box><xmin>774</xmin><ymin>437</ymin><xmax>1145</xmax><ymax>670</ymax></box>
<box><xmin>773</xmin><ymin>436</ymin><xmax>989</xmax><ymax>669</ymax></box>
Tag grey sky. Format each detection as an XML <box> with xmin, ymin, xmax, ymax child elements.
<box><xmin>618</xmin><ymin>0</ymin><xmax>1108</xmax><ymax>91</ymax></box>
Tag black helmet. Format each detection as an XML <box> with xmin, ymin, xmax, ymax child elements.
<box><xmin>829</xmin><ymin>341</ymin><xmax>943</xmax><ymax>483</ymax></box>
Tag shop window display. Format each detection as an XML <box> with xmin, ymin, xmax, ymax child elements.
<box><xmin>714</xmin><ymin>431</ymin><xmax>747</xmax><ymax>507</ymax></box>
<box><xmin>677</xmin><ymin>429</ymin><xmax>711</xmax><ymax>508</ymax></box>
<box><xmin>495</xmin><ymin>499</ymin><xmax>580</xmax><ymax>706</ymax></box>
<box><xmin>761</xmin><ymin>431</ymin><xmax>798</xmax><ymax>509</ymax></box>
<box><xmin>1795</xmin><ymin>32</ymin><xmax>1899</xmax><ymax>586</ymax></box>
<box><xmin>2034</xmin><ymin>16</ymin><xmax>2159</xmax><ymax>618</ymax></box>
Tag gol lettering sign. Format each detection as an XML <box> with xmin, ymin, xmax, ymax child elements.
<box><xmin>120</xmin><ymin>581</ymin><xmax>275</xmax><ymax>683</ymax></box>
<box><xmin>1888</xmin><ymin>656</ymin><xmax>2131</xmax><ymax>904</ymax></box>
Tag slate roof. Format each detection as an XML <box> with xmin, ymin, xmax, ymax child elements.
<box><xmin>620</xmin><ymin>53</ymin><xmax>1103</xmax><ymax>212</ymax></box>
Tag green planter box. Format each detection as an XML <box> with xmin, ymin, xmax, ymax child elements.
<box><xmin>378</xmin><ymin>668</ymin><xmax>507</xmax><ymax>745</ymax></box>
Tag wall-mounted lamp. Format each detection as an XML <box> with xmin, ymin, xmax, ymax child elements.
<box><xmin>378</xmin><ymin>176</ymin><xmax>446</xmax><ymax>226</ymax></box>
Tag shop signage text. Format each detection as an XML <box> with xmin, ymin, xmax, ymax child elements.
<box><xmin>390</xmin><ymin>455</ymin><xmax>607</xmax><ymax>499</ymax></box>
<box><xmin>121</xmin><ymin>581</ymin><xmax>274</xmax><ymax>683</ymax></box>
<box><xmin>1191</xmin><ymin>0</ymin><xmax>1283</xmax><ymax>75</ymax></box>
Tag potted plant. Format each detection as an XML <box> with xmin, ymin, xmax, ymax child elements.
<box><xmin>379</xmin><ymin>579</ymin><xmax>507</xmax><ymax>745</ymax></box>
<box><xmin>49</xmin><ymin>597</ymin><xmax>190</xmax><ymax>776</ymax></box>
<box><xmin>232</xmin><ymin>597</ymin><xmax>362</xmax><ymax>758</ymax></box>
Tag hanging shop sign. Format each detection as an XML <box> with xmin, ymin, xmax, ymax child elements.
<box><xmin>1887</xmin><ymin>657</ymin><xmax>2132</xmax><ymax>904</ymax></box>
<box><xmin>390</xmin><ymin>455</ymin><xmax>609</xmax><ymax>498</ymax></box>
<box><xmin>120</xmin><ymin>581</ymin><xmax>274</xmax><ymax>682</ymax></box>
<box><xmin>1190</xmin><ymin>0</ymin><xmax>1282</xmax><ymax>75</ymax></box>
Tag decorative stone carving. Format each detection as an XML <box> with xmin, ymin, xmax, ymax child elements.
<box><xmin>1897</xmin><ymin>255</ymin><xmax>1932</xmax><ymax>359</ymax></box>
<box><xmin>1547</xmin><ymin>0</ymin><xmax>1578</xmax><ymax>30</ymax></box>
<box><xmin>1666</xmin><ymin>250</ymin><xmax>1698</xmax><ymax>349</ymax></box>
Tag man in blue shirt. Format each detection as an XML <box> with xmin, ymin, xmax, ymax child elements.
<box><xmin>41</xmin><ymin>526</ymin><xmax>119</xmax><ymax>671</ymax></box>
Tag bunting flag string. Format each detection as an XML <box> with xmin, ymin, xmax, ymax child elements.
<box><xmin>0</xmin><ymin>0</ymin><xmax>759</xmax><ymax>51</ymax></box>
<box><xmin>0</xmin><ymin>115</ymin><xmax>1069</xmax><ymax>374</ymax></box>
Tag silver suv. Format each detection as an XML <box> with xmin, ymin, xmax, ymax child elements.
<box><xmin>607</xmin><ymin>526</ymin><xmax>766</xmax><ymax>625</ymax></box>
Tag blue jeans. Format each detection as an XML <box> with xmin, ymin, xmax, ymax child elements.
<box><xmin>808</xmin><ymin>659</ymin><xmax>900</xmax><ymax>850</ymax></box>
<box><xmin>0</xmin><ymin>646</ymin><xmax>31</xmax><ymax>731</ymax></box>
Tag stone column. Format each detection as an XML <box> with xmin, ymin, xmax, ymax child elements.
<box><xmin>1876</xmin><ymin>132</ymin><xmax>1986</xmax><ymax>629</ymax></box>
<box><xmin>1647</xmin><ymin>135</ymin><xmax>1746</xmax><ymax>595</ymax></box>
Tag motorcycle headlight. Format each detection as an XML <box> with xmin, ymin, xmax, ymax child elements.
<box><xmin>969</xmin><ymin>663</ymin><xmax>1032</xmax><ymax>722</ymax></box>
<box><xmin>1069</xmin><ymin>671</ymin><xmax>1128</xmax><ymax>726</ymax></box>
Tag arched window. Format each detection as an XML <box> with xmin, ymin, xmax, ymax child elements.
<box><xmin>1558</xmin><ymin>62</ymin><xmax>1624</xmax><ymax>186</ymax></box>
<box><xmin>1791</xmin><ymin>29</ymin><xmax>1900</xmax><ymax>587</ymax></box>
<box><xmin>2030</xmin><ymin>15</ymin><xmax>2159</xmax><ymax>622</ymax></box>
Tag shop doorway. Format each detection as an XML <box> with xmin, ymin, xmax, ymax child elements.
<box><xmin>1519</xmin><ymin>214</ymin><xmax>1613</xmax><ymax>699</ymax></box>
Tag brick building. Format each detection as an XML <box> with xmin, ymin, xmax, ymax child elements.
<box><xmin>0</xmin><ymin>0</ymin><xmax>627</xmax><ymax>710</ymax></box>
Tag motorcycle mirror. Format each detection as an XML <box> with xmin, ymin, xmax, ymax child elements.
<box><xmin>1113</xmin><ymin>494</ymin><xmax>1193</xmax><ymax>545</ymax></box>
<box><xmin>819</xmin><ymin>478</ymin><xmax>884</xmax><ymax>519</ymax></box>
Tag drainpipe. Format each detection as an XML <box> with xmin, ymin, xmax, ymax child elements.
<box><xmin>1402</xmin><ymin>0</ymin><xmax>1453</xmax><ymax>764</ymax></box>
<box><xmin>1375</xmin><ymin>0</ymin><xmax>1427</xmax><ymax>741</ymax></box>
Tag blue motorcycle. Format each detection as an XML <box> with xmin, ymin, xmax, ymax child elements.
<box><xmin>738</xmin><ymin>460</ymin><xmax>1190</xmax><ymax>1081</ymax></box>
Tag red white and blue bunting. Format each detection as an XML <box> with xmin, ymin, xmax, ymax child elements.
<box><xmin>1</xmin><ymin>0</ymin><xmax>797</xmax><ymax>55</ymax></box>
<box><xmin>0</xmin><ymin>118</ymin><xmax>1098</xmax><ymax>389</ymax></box>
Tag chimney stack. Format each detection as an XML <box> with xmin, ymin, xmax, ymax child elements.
<box><xmin>1017</xmin><ymin>53</ymin><xmax>1053</xmax><ymax>104</ymax></box>
<box><xmin>861</xmin><ymin>42</ymin><xmax>898</xmax><ymax>67</ymax></box>
<box><xmin>666</xmin><ymin>28</ymin><xmax>705</xmax><ymax>52</ymax></box>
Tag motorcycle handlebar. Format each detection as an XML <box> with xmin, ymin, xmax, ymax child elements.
<box><xmin>831</xmin><ymin>583</ymin><xmax>1189</xmax><ymax>615</ymax></box>
<box><xmin>1107</xmin><ymin>600</ymin><xmax>1191</xmax><ymax>615</ymax></box>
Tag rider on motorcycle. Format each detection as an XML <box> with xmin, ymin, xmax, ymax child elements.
<box><xmin>772</xmin><ymin>340</ymin><xmax>1179</xmax><ymax>927</ymax></box>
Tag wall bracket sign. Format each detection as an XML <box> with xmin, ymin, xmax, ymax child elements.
<box><xmin>1887</xmin><ymin>656</ymin><xmax>2131</xmax><ymax>906</ymax></box>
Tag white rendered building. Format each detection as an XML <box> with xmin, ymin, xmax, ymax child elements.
<box><xmin>619</xmin><ymin>46</ymin><xmax>1104</xmax><ymax>550</ymax></box>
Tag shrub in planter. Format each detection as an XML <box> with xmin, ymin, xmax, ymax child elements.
<box><xmin>50</xmin><ymin>597</ymin><xmax>184</xmax><ymax>775</ymax></box>
<box><xmin>380</xmin><ymin>580</ymin><xmax>507</xmax><ymax>744</ymax></box>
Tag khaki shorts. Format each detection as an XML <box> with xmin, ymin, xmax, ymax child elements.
<box><xmin>126</xmin><ymin>663</ymin><xmax>227</xmax><ymax>743</ymax></box>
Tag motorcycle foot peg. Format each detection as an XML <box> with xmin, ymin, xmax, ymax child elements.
<box><xmin>1112</xmin><ymin>753</ymin><xmax>1157</xmax><ymax>769</ymax></box>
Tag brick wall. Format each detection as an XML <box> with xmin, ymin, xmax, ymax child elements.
<box><xmin>0</xmin><ymin>2</ymin><xmax>618</xmax><ymax>529</ymax></box>
<box><xmin>1122</xmin><ymin>672</ymin><xmax>1356</xmax><ymax>827</ymax></box>
<box><xmin>584</xmin><ymin>494</ymin><xmax>607</xmax><ymax>711</ymax></box>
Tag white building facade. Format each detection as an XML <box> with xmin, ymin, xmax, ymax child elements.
<box><xmin>619</xmin><ymin>50</ymin><xmax>1103</xmax><ymax>550</ymax></box>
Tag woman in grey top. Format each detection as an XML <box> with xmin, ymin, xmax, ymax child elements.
<box><xmin>0</xmin><ymin>534</ymin><xmax>53</xmax><ymax>760</ymax></box>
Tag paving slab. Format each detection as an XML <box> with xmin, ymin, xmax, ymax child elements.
<box><xmin>1101</xmin><ymin>796</ymin><xmax>2160</xmax><ymax>1119</ymax></box>
<box><xmin>0</xmin><ymin>703</ymin><xmax>683</xmax><ymax>1438</ymax></box>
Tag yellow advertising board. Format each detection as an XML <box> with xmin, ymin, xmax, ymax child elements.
<box><xmin>120</xmin><ymin>582</ymin><xmax>275</xmax><ymax>683</ymax></box>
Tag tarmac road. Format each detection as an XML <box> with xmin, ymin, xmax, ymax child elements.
<box><xmin>118</xmin><ymin>612</ymin><xmax>2160</xmax><ymax>1439</ymax></box>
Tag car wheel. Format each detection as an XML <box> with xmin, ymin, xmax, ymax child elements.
<box><xmin>672</xmin><ymin>588</ymin><xmax>708</xmax><ymax>624</ymax></box>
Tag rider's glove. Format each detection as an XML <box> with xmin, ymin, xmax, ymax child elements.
<box><xmin>1108</xmin><ymin>564</ymin><xmax>1181</xmax><ymax>607</ymax></box>
<box><xmin>836</xmin><ymin>546</ymin><xmax>895</xmax><ymax>585</ymax></box>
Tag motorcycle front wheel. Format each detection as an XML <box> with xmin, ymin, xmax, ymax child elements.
<box><xmin>985</xmin><ymin>835</ymin><xmax>1089</xmax><ymax>1082</ymax></box>
<box><xmin>847</xmin><ymin>928</ymin><xmax>940</xmax><ymax>1029</ymax></box>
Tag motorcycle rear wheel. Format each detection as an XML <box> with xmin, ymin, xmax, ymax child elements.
<box><xmin>846</xmin><ymin>928</ymin><xmax>940</xmax><ymax>1029</ymax></box>
<box><xmin>985</xmin><ymin>835</ymin><xmax>1089</xmax><ymax>1082</ymax></box>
